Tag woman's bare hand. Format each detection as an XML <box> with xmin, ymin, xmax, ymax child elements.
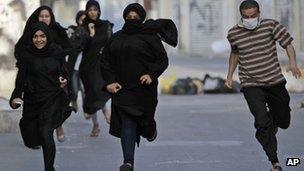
<box><xmin>11</xmin><ymin>98</ymin><xmax>23</xmax><ymax>108</ymax></box>
<box><xmin>59</xmin><ymin>76</ymin><xmax>67</xmax><ymax>88</ymax></box>
<box><xmin>140</xmin><ymin>74</ymin><xmax>152</xmax><ymax>85</ymax></box>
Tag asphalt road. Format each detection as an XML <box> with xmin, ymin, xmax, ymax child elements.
<box><xmin>0</xmin><ymin>93</ymin><xmax>303</xmax><ymax>171</ymax></box>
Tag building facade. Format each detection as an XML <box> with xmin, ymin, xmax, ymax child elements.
<box><xmin>155</xmin><ymin>0</ymin><xmax>304</xmax><ymax>57</ymax></box>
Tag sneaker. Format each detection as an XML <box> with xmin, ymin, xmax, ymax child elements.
<box><xmin>56</xmin><ymin>126</ymin><xmax>65</xmax><ymax>143</ymax></box>
<box><xmin>147</xmin><ymin>130</ymin><xmax>157</xmax><ymax>142</ymax></box>
<box><xmin>90</xmin><ymin>124</ymin><xmax>100</xmax><ymax>137</ymax></box>
<box><xmin>119</xmin><ymin>163</ymin><xmax>133</xmax><ymax>171</ymax></box>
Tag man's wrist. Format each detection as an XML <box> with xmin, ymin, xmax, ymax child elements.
<box><xmin>227</xmin><ymin>73</ymin><xmax>233</xmax><ymax>79</ymax></box>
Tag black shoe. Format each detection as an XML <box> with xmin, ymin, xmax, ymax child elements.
<box><xmin>147</xmin><ymin>130</ymin><xmax>157</xmax><ymax>142</ymax></box>
<box><xmin>119</xmin><ymin>163</ymin><xmax>133</xmax><ymax>171</ymax></box>
<box><xmin>30</xmin><ymin>146</ymin><xmax>41</xmax><ymax>150</ymax></box>
<box><xmin>271</xmin><ymin>165</ymin><xmax>282</xmax><ymax>171</ymax></box>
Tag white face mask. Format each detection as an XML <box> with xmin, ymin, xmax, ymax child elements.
<box><xmin>242</xmin><ymin>17</ymin><xmax>259</xmax><ymax>30</ymax></box>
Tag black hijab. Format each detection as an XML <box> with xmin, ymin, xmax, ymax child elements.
<box><xmin>122</xmin><ymin>3</ymin><xmax>146</xmax><ymax>34</ymax></box>
<box><xmin>121</xmin><ymin>3</ymin><xmax>178</xmax><ymax>47</ymax></box>
<box><xmin>15</xmin><ymin>6</ymin><xmax>58</xmax><ymax>60</ymax></box>
<box><xmin>26</xmin><ymin>22</ymin><xmax>63</xmax><ymax>59</ymax></box>
<box><xmin>27</xmin><ymin>22</ymin><xmax>52</xmax><ymax>56</ymax></box>
<box><xmin>143</xmin><ymin>19</ymin><xmax>178</xmax><ymax>47</ymax></box>
<box><xmin>85</xmin><ymin>0</ymin><xmax>101</xmax><ymax>16</ymax></box>
<box><xmin>15</xmin><ymin>6</ymin><xmax>66</xmax><ymax>60</ymax></box>
<box><xmin>123</xmin><ymin>3</ymin><xmax>146</xmax><ymax>23</ymax></box>
<box><xmin>76</xmin><ymin>10</ymin><xmax>86</xmax><ymax>26</ymax></box>
<box><xmin>25</xmin><ymin>6</ymin><xmax>56</xmax><ymax>31</ymax></box>
<box><xmin>83</xmin><ymin>0</ymin><xmax>102</xmax><ymax>26</ymax></box>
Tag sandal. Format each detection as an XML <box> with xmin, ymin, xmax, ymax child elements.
<box><xmin>56</xmin><ymin>126</ymin><xmax>65</xmax><ymax>143</ymax></box>
<box><xmin>90</xmin><ymin>124</ymin><xmax>100</xmax><ymax>137</ymax></box>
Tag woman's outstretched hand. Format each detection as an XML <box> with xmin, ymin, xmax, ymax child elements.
<box><xmin>59</xmin><ymin>76</ymin><xmax>67</xmax><ymax>88</ymax></box>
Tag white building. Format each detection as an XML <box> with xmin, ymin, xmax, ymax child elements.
<box><xmin>154</xmin><ymin>0</ymin><xmax>304</xmax><ymax>58</ymax></box>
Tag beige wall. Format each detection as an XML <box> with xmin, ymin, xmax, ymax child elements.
<box><xmin>0</xmin><ymin>0</ymin><xmax>40</xmax><ymax>98</ymax></box>
<box><xmin>157</xmin><ymin>0</ymin><xmax>304</xmax><ymax>57</ymax></box>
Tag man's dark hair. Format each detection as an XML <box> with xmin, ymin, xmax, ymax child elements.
<box><xmin>239</xmin><ymin>0</ymin><xmax>260</xmax><ymax>14</ymax></box>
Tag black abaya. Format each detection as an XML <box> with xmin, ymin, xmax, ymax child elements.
<box><xmin>101</xmin><ymin>12</ymin><xmax>178</xmax><ymax>142</ymax></box>
<box><xmin>79</xmin><ymin>18</ymin><xmax>113</xmax><ymax>114</ymax></box>
<box><xmin>10</xmin><ymin>22</ymin><xmax>73</xmax><ymax>171</ymax></box>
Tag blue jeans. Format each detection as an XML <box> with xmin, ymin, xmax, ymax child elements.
<box><xmin>120</xmin><ymin>113</ymin><xmax>137</xmax><ymax>165</ymax></box>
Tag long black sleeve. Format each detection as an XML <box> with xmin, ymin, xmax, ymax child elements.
<box><xmin>84</xmin><ymin>22</ymin><xmax>113</xmax><ymax>49</ymax></box>
<box><xmin>9</xmin><ymin>61</ymin><xmax>27</xmax><ymax>109</ymax></box>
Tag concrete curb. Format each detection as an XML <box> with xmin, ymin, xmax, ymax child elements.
<box><xmin>0</xmin><ymin>109</ymin><xmax>21</xmax><ymax>133</ymax></box>
<box><xmin>0</xmin><ymin>97</ymin><xmax>21</xmax><ymax>133</ymax></box>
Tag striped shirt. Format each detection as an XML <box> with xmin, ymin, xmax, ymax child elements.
<box><xmin>227</xmin><ymin>19</ymin><xmax>293</xmax><ymax>87</ymax></box>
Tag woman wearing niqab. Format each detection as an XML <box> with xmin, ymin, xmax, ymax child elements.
<box><xmin>101</xmin><ymin>3</ymin><xmax>178</xmax><ymax>170</ymax></box>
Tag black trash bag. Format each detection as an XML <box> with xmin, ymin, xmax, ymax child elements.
<box><xmin>170</xmin><ymin>77</ymin><xmax>198</xmax><ymax>95</ymax></box>
<box><xmin>202</xmin><ymin>74</ymin><xmax>240</xmax><ymax>94</ymax></box>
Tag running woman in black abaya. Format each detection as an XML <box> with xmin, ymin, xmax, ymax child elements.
<box><xmin>10</xmin><ymin>22</ymin><xmax>73</xmax><ymax>171</ymax></box>
<box><xmin>80</xmin><ymin>0</ymin><xmax>113</xmax><ymax>137</ymax></box>
<box><xmin>101</xmin><ymin>3</ymin><xmax>178</xmax><ymax>171</ymax></box>
<box><xmin>15</xmin><ymin>5</ymin><xmax>74</xmax><ymax>142</ymax></box>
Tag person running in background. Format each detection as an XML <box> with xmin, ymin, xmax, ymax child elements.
<box><xmin>66</xmin><ymin>10</ymin><xmax>87</xmax><ymax>112</ymax></box>
<box><xmin>80</xmin><ymin>0</ymin><xmax>112</xmax><ymax>137</ymax></box>
<box><xmin>225</xmin><ymin>1</ymin><xmax>302</xmax><ymax>170</ymax></box>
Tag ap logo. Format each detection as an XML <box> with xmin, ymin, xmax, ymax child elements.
<box><xmin>286</xmin><ymin>158</ymin><xmax>301</xmax><ymax>166</ymax></box>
